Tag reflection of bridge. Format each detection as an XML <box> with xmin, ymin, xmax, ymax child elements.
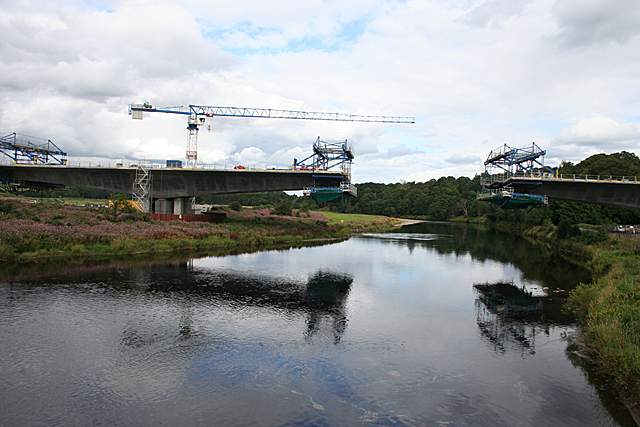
<box><xmin>147</xmin><ymin>265</ymin><xmax>353</xmax><ymax>344</ymax></box>
<box><xmin>474</xmin><ymin>282</ymin><xmax>572</xmax><ymax>357</ymax></box>
<box><xmin>0</xmin><ymin>163</ymin><xmax>342</xmax><ymax>214</ymax></box>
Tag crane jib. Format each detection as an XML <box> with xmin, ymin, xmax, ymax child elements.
<box><xmin>129</xmin><ymin>102</ymin><xmax>414</xmax><ymax>168</ymax></box>
<box><xmin>130</xmin><ymin>103</ymin><xmax>414</xmax><ymax>123</ymax></box>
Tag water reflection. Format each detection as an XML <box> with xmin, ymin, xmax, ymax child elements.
<box><xmin>2</xmin><ymin>223</ymin><xmax>636</xmax><ymax>427</ymax></box>
<box><xmin>304</xmin><ymin>271</ymin><xmax>352</xmax><ymax>343</ymax></box>
<box><xmin>129</xmin><ymin>262</ymin><xmax>354</xmax><ymax>344</ymax></box>
<box><xmin>474</xmin><ymin>282</ymin><xmax>552</xmax><ymax>357</ymax></box>
<box><xmin>369</xmin><ymin>222</ymin><xmax>592</xmax><ymax>292</ymax></box>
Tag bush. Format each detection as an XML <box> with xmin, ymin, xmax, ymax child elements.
<box><xmin>272</xmin><ymin>201</ymin><xmax>292</xmax><ymax>216</ymax></box>
<box><xmin>0</xmin><ymin>243</ymin><xmax>16</xmax><ymax>262</ymax></box>
<box><xmin>228</xmin><ymin>201</ymin><xmax>243</xmax><ymax>211</ymax></box>
<box><xmin>557</xmin><ymin>218</ymin><xmax>581</xmax><ymax>239</ymax></box>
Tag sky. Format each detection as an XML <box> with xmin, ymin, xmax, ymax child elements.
<box><xmin>1</xmin><ymin>0</ymin><xmax>640</xmax><ymax>184</ymax></box>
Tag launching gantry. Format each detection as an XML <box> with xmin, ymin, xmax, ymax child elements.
<box><xmin>477</xmin><ymin>142</ymin><xmax>555</xmax><ymax>209</ymax></box>
<box><xmin>296</xmin><ymin>137</ymin><xmax>356</xmax><ymax>203</ymax></box>
<box><xmin>0</xmin><ymin>133</ymin><xmax>67</xmax><ymax>166</ymax></box>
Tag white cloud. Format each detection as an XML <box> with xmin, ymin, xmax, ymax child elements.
<box><xmin>553</xmin><ymin>115</ymin><xmax>640</xmax><ymax>147</ymax></box>
<box><xmin>1</xmin><ymin>0</ymin><xmax>640</xmax><ymax>185</ymax></box>
<box><xmin>445</xmin><ymin>154</ymin><xmax>483</xmax><ymax>165</ymax></box>
<box><xmin>232</xmin><ymin>146</ymin><xmax>266</xmax><ymax>164</ymax></box>
<box><xmin>551</xmin><ymin>0</ymin><xmax>640</xmax><ymax>49</ymax></box>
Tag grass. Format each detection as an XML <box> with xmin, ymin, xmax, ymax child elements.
<box><xmin>564</xmin><ymin>236</ymin><xmax>640</xmax><ymax>404</ymax></box>
<box><xmin>0</xmin><ymin>199</ymin><xmax>397</xmax><ymax>263</ymax></box>
<box><xmin>311</xmin><ymin>211</ymin><xmax>385</xmax><ymax>223</ymax></box>
<box><xmin>516</xmin><ymin>220</ymin><xmax>640</xmax><ymax>405</ymax></box>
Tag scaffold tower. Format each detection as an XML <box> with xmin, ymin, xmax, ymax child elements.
<box><xmin>477</xmin><ymin>142</ymin><xmax>554</xmax><ymax>209</ymax></box>
<box><xmin>132</xmin><ymin>162</ymin><xmax>152</xmax><ymax>212</ymax></box>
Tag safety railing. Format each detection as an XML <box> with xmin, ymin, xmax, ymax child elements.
<box><xmin>484</xmin><ymin>172</ymin><xmax>640</xmax><ymax>186</ymax></box>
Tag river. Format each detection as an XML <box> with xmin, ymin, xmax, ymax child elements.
<box><xmin>0</xmin><ymin>222</ymin><xmax>636</xmax><ymax>426</ymax></box>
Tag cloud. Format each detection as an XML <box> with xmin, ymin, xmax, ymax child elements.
<box><xmin>546</xmin><ymin>115</ymin><xmax>640</xmax><ymax>164</ymax></box>
<box><xmin>551</xmin><ymin>0</ymin><xmax>640</xmax><ymax>48</ymax></box>
<box><xmin>361</xmin><ymin>144</ymin><xmax>422</xmax><ymax>160</ymax></box>
<box><xmin>0</xmin><ymin>2</ymin><xmax>236</xmax><ymax>101</ymax></box>
<box><xmin>460</xmin><ymin>0</ymin><xmax>532</xmax><ymax>28</ymax></box>
<box><xmin>1</xmin><ymin>0</ymin><xmax>640</xmax><ymax>185</ymax></box>
<box><xmin>445</xmin><ymin>154</ymin><xmax>482</xmax><ymax>165</ymax></box>
<box><xmin>232</xmin><ymin>146</ymin><xmax>266</xmax><ymax>164</ymax></box>
<box><xmin>552</xmin><ymin>115</ymin><xmax>640</xmax><ymax>147</ymax></box>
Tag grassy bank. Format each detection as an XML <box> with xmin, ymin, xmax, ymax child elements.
<box><xmin>0</xmin><ymin>199</ymin><xmax>398</xmax><ymax>262</ymax></box>
<box><xmin>563</xmin><ymin>236</ymin><xmax>640</xmax><ymax>405</ymax></box>
<box><xmin>498</xmin><ymin>220</ymin><xmax>640</xmax><ymax>406</ymax></box>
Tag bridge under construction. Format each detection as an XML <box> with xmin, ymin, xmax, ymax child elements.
<box><xmin>477</xmin><ymin>142</ymin><xmax>640</xmax><ymax>210</ymax></box>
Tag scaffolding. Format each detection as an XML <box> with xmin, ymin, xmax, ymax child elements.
<box><xmin>482</xmin><ymin>142</ymin><xmax>556</xmax><ymax>187</ymax></box>
<box><xmin>298</xmin><ymin>137</ymin><xmax>357</xmax><ymax>202</ymax></box>
<box><xmin>478</xmin><ymin>142</ymin><xmax>555</xmax><ymax>209</ymax></box>
<box><xmin>476</xmin><ymin>186</ymin><xmax>548</xmax><ymax>209</ymax></box>
<box><xmin>132</xmin><ymin>162</ymin><xmax>152</xmax><ymax>212</ymax></box>
<box><xmin>0</xmin><ymin>133</ymin><xmax>67</xmax><ymax>165</ymax></box>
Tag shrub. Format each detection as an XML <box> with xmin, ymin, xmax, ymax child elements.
<box><xmin>272</xmin><ymin>201</ymin><xmax>292</xmax><ymax>216</ymax></box>
<box><xmin>229</xmin><ymin>201</ymin><xmax>243</xmax><ymax>211</ymax></box>
<box><xmin>557</xmin><ymin>218</ymin><xmax>581</xmax><ymax>239</ymax></box>
<box><xmin>0</xmin><ymin>243</ymin><xmax>16</xmax><ymax>262</ymax></box>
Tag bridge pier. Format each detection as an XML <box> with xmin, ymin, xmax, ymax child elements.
<box><xmin>154</xmin><ymin>197</ymin><xmax>195</xmax><ymax>215</ymax></box>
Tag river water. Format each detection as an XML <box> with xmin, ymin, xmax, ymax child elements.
<box><xmin>0</xmin><ymin>222</ymin><xmax>636</xmax><ymax>426</ymax></box>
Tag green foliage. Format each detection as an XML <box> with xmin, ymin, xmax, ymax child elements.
<box><xmin>559</xmin><ymin>151</ymin><xmax>640</xmax><ymax>177</ymax></box>
<box><xmin>272</xmin><ymin>200</ymin><xmax>292</xmax><ymax>216</ymax></box>
<box><xmin>565</xmin><ymin>241</ymin><xmax>640</xmax><ymax>403</ymax></box>
<box><xmin>556</xmin><ymin>218</ymin><xmax>581</xmax><ymax>239</ymax></box>
<box><xmin>0</xmin><ymin>199</ymin><xmax>16</xmax><ymax>215</ymax></box>
<box><xmin>108</xmin><ymin>193</ymin><xmax>136</xmax><ymax>220</ymax></box>
<box><xmin>0</xmin><ymin>243</ymin><xmax>16</xmax><ymax>262</ymax></box>
<box><xmin>228</xmin><ymin>201</ymin><xmax>243</xmax><ymax>211</ymax></box>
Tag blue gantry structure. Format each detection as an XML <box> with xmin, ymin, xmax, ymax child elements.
<box><xmin>296</xmin><ymin>137</ymin><xmax>357</xmax><ymax>203</ymax></box>
<box><xmin>478</xmin><ymin>142</ymin><xmax>555</xmax><ymax>209</ymax></box>
<box><xmin>0</xmin><ymin>133</ymin><xmax>67</xmax><ymax>166</ymax></box>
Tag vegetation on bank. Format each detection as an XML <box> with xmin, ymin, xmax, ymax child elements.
<box><xmin>564</xmin><ymin>236</ymin><xmax>640</xmax><ymax>405</ymax></box>
<box><xmin>0</xmin><ymin>198</ymin><xmax>395</xmax><ymax>262</ymax></box>
<box><xmin>492</xmin><ymin>215</ymin><xmax>640</xmax><ymax>406</ymax></box>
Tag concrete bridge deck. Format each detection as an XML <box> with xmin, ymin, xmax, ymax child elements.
<box><xmin>0</xmin><ymin>163</ymin><xmax>342</xmax><ymax>213</ymax></box>
<box><xmin>499</xmin><ymin>175</ymin><xmax>640</xmax><ymax>210</ymax></box>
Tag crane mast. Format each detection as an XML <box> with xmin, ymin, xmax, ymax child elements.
<box><xmin>129</xmin><ymin>102</ymin><xmax>415</xmax><ymax>168</ymax></box>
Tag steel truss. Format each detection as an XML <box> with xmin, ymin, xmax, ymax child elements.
<box><xmin>0</xmin><ymin>133</ymin><xmax>67</xmax><ymax>165</ymax></box>
<box><xmin>482</xmin><ymin>142</ymin><xmax>556</xmax><ymax>187</ymax></box>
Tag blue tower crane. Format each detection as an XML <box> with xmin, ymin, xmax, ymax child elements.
<box><xmin>129</xmin><ymin>102</ymin><xmax>414</xmax><ymax>169</ymax></box>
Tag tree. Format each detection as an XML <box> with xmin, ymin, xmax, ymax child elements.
<box><xmin>272</xmin><ymin>200</ymin><xmax>292</xmax><ymax>216</ymax></box>
<box><xmin>108</xmin><ymin>193</ymin><xmax>135</xmax><ymax>220</ymax></box>
<box><xmin>228</xmin><ymin>201</ymin><xmax>243</xmax><ymax>211</ymax></box>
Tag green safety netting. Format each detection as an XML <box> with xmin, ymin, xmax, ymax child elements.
<box><xmin>484</xmin><ymin>193</ymin><xmax>546</xmax><ymax>209</ymax></box>
<box><xmin>311</xmin><ymin>189</ymin><xmax>343</xmax><ymax>203</ymax></box>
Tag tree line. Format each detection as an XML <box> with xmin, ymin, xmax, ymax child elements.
<box><xmin>204</xmin><ymin>151</ymin><xmax>640</xmax><ymax>226</ymax></box>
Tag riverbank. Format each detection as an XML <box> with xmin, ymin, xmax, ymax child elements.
<box><xmin>475</xmin><ymin>218</ymin><xmax>640</xmax><ymax>410</ymax></box>
<box><xmin>0</xmin><ymin>198</ymin><xmax>398</xmax><ymax>263</ymax></box>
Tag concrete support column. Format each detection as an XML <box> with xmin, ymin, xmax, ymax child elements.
<box><xmin>154</xmin><ymin>198</ymin><xmax>174</xmax><ymax>215</ymax></box>
<box><xmin>173</xmin><ymin>197</ymin><xmax>195</xmax><ymax>215</ymax></box>
<box><xmin>173</xmin><ymin>197</ymin><xmax>184</xmax><ymax>215</ymax></box>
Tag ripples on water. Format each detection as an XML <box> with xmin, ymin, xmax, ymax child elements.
<box><xmin>0</xmin><ymin>223</ymin><xmax>636</xmax><ymax>426</ymax></box>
